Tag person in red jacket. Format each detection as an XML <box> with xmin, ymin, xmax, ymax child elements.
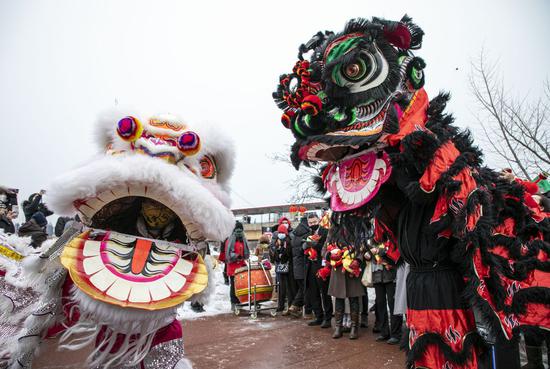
<box><xmin>224</xmin><ymin>221</ymin><xmax>250</xmax><ymax>308</ymax></box>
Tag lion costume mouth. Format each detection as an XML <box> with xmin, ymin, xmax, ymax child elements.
<box><xmin>61</xmin><ymin>228</ymin><xmax>208</xmax><ymax>311</ymax></box>
<box><xmin>322</xmin><ymin>150</ymin><xmax>392</xmax><ymax>211</ymax></box>
<box><xmin>47</xmin><ymin>112</ymin><xmax>235</xmax><ymax>310</ymax></box>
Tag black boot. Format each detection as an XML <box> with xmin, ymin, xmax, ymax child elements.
<box><xmin>332</xmin><ymin>310</ymin><xmax>343</xmax><ymax>339</ymax></box>
<box><xmin>522</xmin><ymin>345</ymin><xmax>544</xmax><ymax>369</ymax></box>
<box><xmin>349</xmin><ymin>311</ymin><xmax>359</xmax><ymax>340</ymax></box>
<box><xmin>321</xmin><ymin>315</ymin><xmax>332</xmax><ymax>329</ymax></box>
<box><xmin>307</xmin><ymin>316</ymin><xmax>324</xmax><ymax>326</ymax></box>
<box><xmin>360</xmin><ymin>313</ymin><xmax>368</xmax><ymax>328</ymax></box>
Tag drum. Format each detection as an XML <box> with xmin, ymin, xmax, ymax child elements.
<box><xmin>234</xmin><ymin>264</ymin><xmax>273</xmax><ymax>304</ymax></box>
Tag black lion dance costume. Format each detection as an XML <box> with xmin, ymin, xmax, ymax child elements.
<box><xmin>273</xmin><ymin>16</ymin><xmax>549</xmax><ymax>369</ymax></box>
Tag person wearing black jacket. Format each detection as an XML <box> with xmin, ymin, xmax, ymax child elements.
<box><xmin>303</xmin><ymin>213</ymin><xmax>331</xmax><ymax>328</ymax></box>
<box><xmin>370</xmin><ymin>219</ymin><xmax>403</xmax><ymax>345</ymax></box>
<box><xmin>288</xmin><ymin>216</ymin><xmax>309</xmax><ymax>318</ymax></box>
<box><xmin>272</xmin><ymin>225</ymin><xmax>295</xmax><ymax>314</ymax></box>
<box><xmin>22</xmin><ymin>191</ymin><xmax>53</xmax><ymax>221</ymax></box>
<box><xmin>18</xmin><ymin>211</ymin><xmax>48</xmax><ymax>248</ymax></box>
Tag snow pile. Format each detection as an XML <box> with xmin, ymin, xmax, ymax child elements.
<box><xmin>177</xmin><ymin>263</ymin><xmax>231</xmax><ymax>320</ymax></box>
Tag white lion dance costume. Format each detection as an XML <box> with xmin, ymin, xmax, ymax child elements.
<box><xmin>0</xmin><ymin>111</ymin><xmax>235</xmax><ymax>369</ymax></box>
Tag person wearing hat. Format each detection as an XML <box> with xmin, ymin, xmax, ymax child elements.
<box><xmin>272</xmin><ymin>224</ymin><xmax>296</xmax><ymax>314</ymax></box>
<box><xmin>224</xmin><ymin>221</ymin><xmax>250</xmax><ymax>309</ymax></box>
<box><xmin>18</xmin><ymin>211</ymin><xmax>48</xmax><ymax>248</ymax></box>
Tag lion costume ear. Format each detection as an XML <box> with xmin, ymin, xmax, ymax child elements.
<box><xmin>379</xmin><ymin>15</ymin><xmax>424</xmax><ymax>50</ymax></box>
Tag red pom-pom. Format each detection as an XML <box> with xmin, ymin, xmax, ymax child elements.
<box><xmin>349</xmin><ymin>259</ymin><xmax>361</xmax><ymax>278</ymax></box>
<box><xmin>281</xmin><ymin>110</ymin><xmax>295</xmax><ymax>129</ymax></box>
<box><xmin>316</xmin><ymin>265</ymin><xmax>332</xmax><ymax>281</ymax></box>
<box><xmin>304</xmin><ymin>247</ymin><xmax>318</xmax><ymax>261</ymax></box>
<box><xmin>301</xmin><ymin>95</ymin><xmax>322</xmax><ymax>116</ymax></box>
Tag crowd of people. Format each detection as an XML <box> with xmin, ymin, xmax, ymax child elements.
<box><xmin>220</xmin><ymin>212</ymin><xmax>405</xmax><ymax>344</ymax></box>
<box><xmin>0</xmin><ymin>188</ymin><xmax>78</xmax><ymax>249</ymax></box>
<box><xmin>215</xmin><ymin>170</ymin><xmax>550</xmax><ymax>367</ymax></box>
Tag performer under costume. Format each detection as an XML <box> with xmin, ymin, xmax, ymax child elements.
<box><xmin>0</xmin><ymin>111</ymin><xmax>235</xmax><ymax>369</ymax></box>
<box><xmin>273</xmin><ymin>16</ymin><xmax>549</xmax><ymax>369</ymax></box>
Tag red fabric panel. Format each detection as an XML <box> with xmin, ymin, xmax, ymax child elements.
<box><xmin>419</xmin><ymin>141</ymin><xmax>460</xmax><ymax>193</ymax></box>
<box><xmin>407</xmin><ymin>308</ymin><xmax>478</xmax><ymax>369</ymax></box>
<box><xmin>384</xmin><ymin>88</ymin><xmax>429</xmax><ymax>147</ymax></box>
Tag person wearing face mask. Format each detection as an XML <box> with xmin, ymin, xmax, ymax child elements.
<box><xmin>288</xmin><ymin>216</ymin><xmax>309</xmax><ymax>318</ymax></box>
<box><xmin>303</xmin><ymin>213</ymin><xmax>331</xmax><ymax>327</ymax></box>
<box><xmin>272</xmin><ymin>224</ymin><xmax>295</xmax><ymax>314</ymax></box>
<box><xmin>224</xmin><ymin>221</ymin><xmax>250</xmax><ymax>309</ymax></box>
<box><xmin>270</xmin><ymin>217</ymin><xmax>293</xmax><ymax>309</ymax></box>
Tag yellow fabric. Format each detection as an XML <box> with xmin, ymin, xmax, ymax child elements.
<box><xmin>0</xmin><ymin>243</ymin><xmax>23</xmax><ymax>262</ymax></box>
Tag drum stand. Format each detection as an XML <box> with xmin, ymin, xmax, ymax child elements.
<box><xmin>233</xmin><ymin>260</ymin><xmax>278</xmax><ymax>319</ymax></box>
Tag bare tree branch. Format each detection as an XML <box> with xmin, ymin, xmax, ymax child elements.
<box><xmin>469</xmin><ymin>50</ymin><xmax>549</xmax><ymax>180</ymax></box>
<box><xmin>267</xmin><ymin>146</ymin><xmax>325</xmax><ymax>203</ymax></box>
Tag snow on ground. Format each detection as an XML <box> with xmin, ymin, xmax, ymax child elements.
<box><xmin>177</xmin><ymin>263</ymin><xmax>231</xmax><ymax>320</ymax></box>
<box><xmin>177</xmin><ymin>259</ymin><xmax>377</xmax><ymax>321</ymax></box>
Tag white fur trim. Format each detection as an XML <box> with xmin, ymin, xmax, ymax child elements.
<box><xmin>174</xmin><ymin>357</ymin><xmax>194</xmax><ymax>369</ymax></box>
<box><xmin>47</xmin><ymin>154</ymin><xmax>234</xmax><ymax>241</ymax></box>
<box><xmin>70</xmin><ymin>287</ymin><xmax>178</xmax><ymax>329</ymax></box>
<box><xmin>57</xmin><ymin>288</ymin><xmax>180</xmax><ymax>368</ymax></box>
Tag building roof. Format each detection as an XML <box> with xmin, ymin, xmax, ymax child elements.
<box><xmin>232</xmin><ymin>201</ymin><xmax>327</xmax><ymax>216</ymax></box>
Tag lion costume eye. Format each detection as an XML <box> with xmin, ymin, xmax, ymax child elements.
<box><xmin>342</xmin><ymin>58</ymin><xmax>368</xmax><ymax>81</ymax></box>
<box><xmin>333</xmin><ymin>46</ymin><xmax>389</xmax><ymax>93</ymax></box>
<box><xmin>199</xmin><ymin>156</ymin><xmax>217</xmax><ymax>179</ymax></box>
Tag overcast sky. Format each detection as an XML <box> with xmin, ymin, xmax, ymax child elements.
<box><xmin>1</xmin><ymin>0</ymin><xmax>549</xmax><ymax>219</ymax></box>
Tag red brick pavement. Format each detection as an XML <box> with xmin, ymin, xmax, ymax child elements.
<box><xmin>33</xmin><ymin>312</ymin><xmax>404</xmax><ymax>369</ymax></box>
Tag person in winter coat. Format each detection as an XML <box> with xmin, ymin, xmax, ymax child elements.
<box><xmin>288</xmin><ymin>216</ymin><xmax>309</xmax><ymax>318</ymax></box>
<box><xmin>370</xmin><ymin>219</ymin><xmax>402</xmax><ymax>345</ymax></box>
<box><xmin>326</xmin><ymin>226</ymin><xmax>365</xmax><ymax>340</ymax></box>
<box><xmin>218</xmin><ymin>240</ymin><xmax>229</xmax><ymax>285</ymax></box>
<box><xmin>54</xmin><ymin>216</ymin><xmax>75</xmax><ymax>237</ymax></box>
<box><xmin>18</xmin><ymin>211</ymin><xmax>48</xmax><ymax>248</ymax></box>
<box><xmin>224</xmin><ymin>222</ymin><xmax>250</xmax><ymax>308</ymax></box>
<box><xmin>270</xmin><ymin>217</ymin><xmax>292</xmax><ymax>307</ymax></box>
<box><xmin>0</xmin><ymin>202</ymin><xmax>16</xmax><ymax>234</ymax></box>
<box><xmin>272</xmin><ymin>224</ymin><xmax>296</xmax><ymax>314</ymax></box>
<box><xmin>255</xmin><ymin>233</ymin><xmax>271</xmax><ymax>260</ymax></box>
<box><xmin>22</xmin><ymin>191</ymin><xmax>53</xmax><ymax>222</ymax></box>
<box><xmin>303</xmin><ymin>213</ymin><xmax>332</xmax><ymax>328</ymax></box>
